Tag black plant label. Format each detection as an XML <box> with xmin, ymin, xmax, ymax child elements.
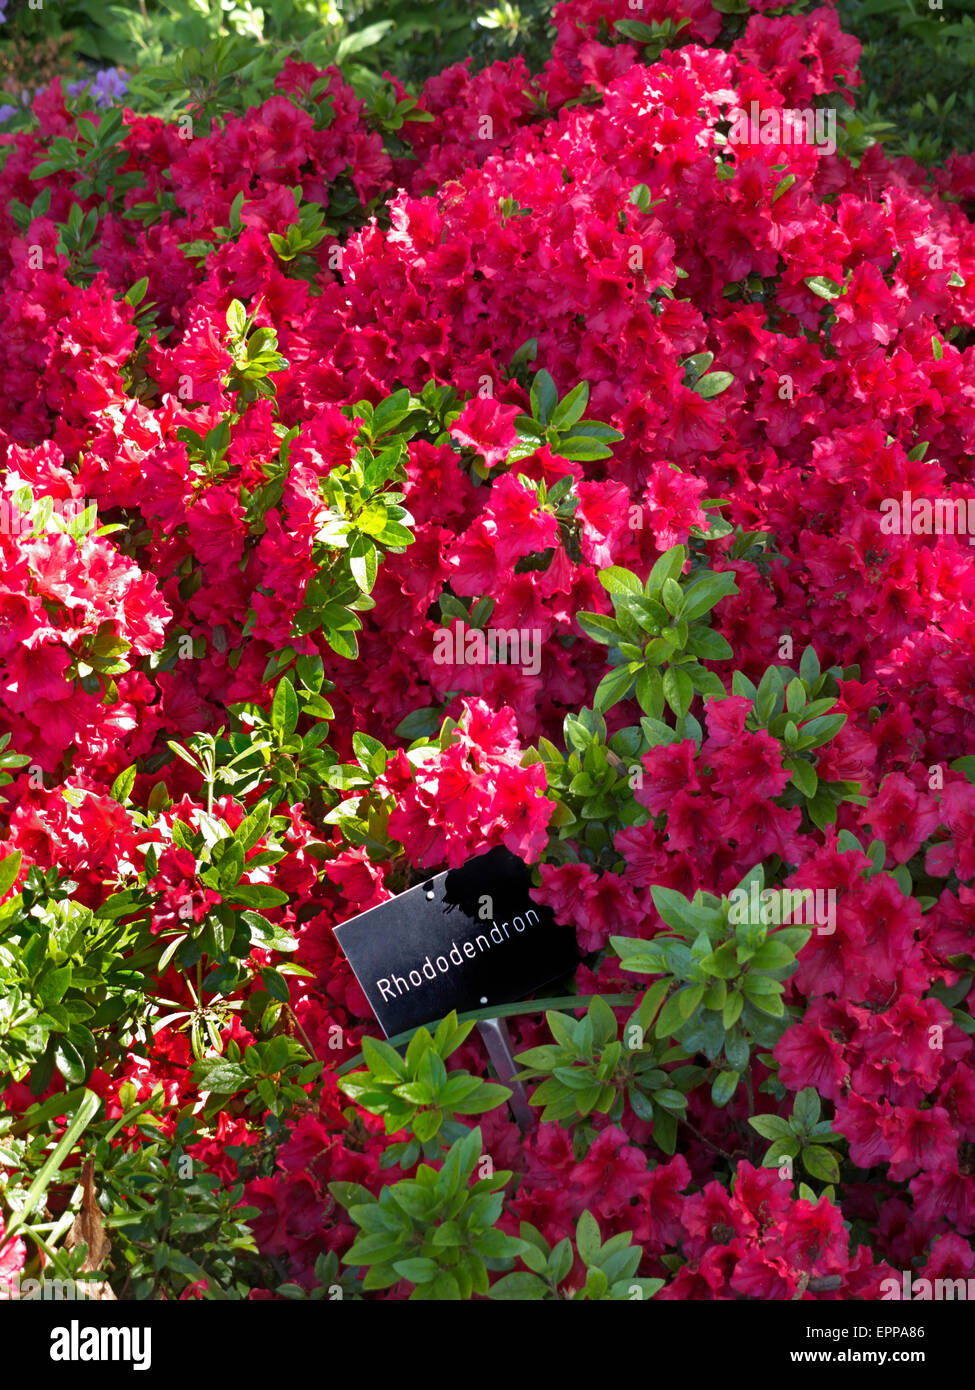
<box><xmin>334</xmin><ymin>846</ymin><xmax>578</xmax><ymax>1036</ymax></box>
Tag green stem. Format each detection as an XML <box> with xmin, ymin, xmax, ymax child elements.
<box><xmin>102</xmin><ymin>1090</ymin><xmax>162</xmax><ymax>1145</ymax></box>
<box><xmin>285</xmin><ymin>1003</ymin><xmax>321</xmax><ymax>1062</ymax></box>
<box><xmin>680</xmin><ymin>1116</ymin><xmax>737</xmax><ymax>1163</ymax></box>
<box><xmin>17</xmin><ymin>1225</ymin><xmax>59</xmax><ymax>1263</ymax></box>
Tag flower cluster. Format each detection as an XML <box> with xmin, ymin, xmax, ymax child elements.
<box><xmin>0</xmin><ymin>0</ymin><xmax>974</xmax><ymax>1300</ymax></box>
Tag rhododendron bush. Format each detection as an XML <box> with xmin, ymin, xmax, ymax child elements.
<box><xmin>1</xmin><ymin>0</ymin><xmax>975</xmax><ymax>1305</ymax></box>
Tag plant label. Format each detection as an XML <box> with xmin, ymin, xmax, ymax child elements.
<box><xmin>334</xmin><ymin>845</ymin><xmax>578</xmax><ymax>1036</ymax></box>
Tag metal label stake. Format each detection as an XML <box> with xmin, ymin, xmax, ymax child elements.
<box><xmin>477</xmin><ymin>1017</ymin><xmax>535</xmax><ymax>1129</ymax></box>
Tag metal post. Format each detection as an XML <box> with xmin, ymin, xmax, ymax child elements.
<box><xmin>476</xmin><ymin>1017</ymin><xmax>535</xmax><ymax>1130</ymax></box>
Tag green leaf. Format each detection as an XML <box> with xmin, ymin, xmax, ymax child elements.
<box><xmin>711</xmin><ymin>1071</ymin><xmax>739</xmax><ymax>1107</ymax></box>
<box><xmin>635</xmin><ymin>666</ymin><xmax>663</xmax><ymax>716</ymax></box>
<box><xmin>784</xmin><ymin>678</ymin><xmax>805</xmax><ymax>715</ymax></box>
<box><xmin>646</xmin><ymin>547</ymin><xmax>685</xmax><ymax>594</ymax></box>
<box><xmin>609</xmin><ymin>939</ymin><xmax>662</xmax><ymax>973</ymax></box>
<box><xmin>124</xmin><ymin>276</ymin><xmax>149</xmax><ymax>307</ymax></box>
<box><xmin>639</xmin><ymin>715</ymin><xmax>679</xmax><ymax>747</ymax></box>
<box><xmin>228</xmin><ymin>884</ymin><xmax>289</xmax><ymax>909</ymax></box>
<box><xmin>260</xmin><ymin>967</ymin><xmax>290</xmax><ymax>1003</ymax></box>
<box><xmin>614</xmin><ymin>17</ymin><xmax>662</xmax><ymax>40</ymax></box>
<box><xmin>741</xmin><ymin>973</ymin><xmax>783</xmax><ymax>998</ymax></box>
<box><xmin>662</xmin><ymin>667</ymin><xmax>693</xmax><ymax>719</ymax></box>
<box><xmin>722</xmin><ymin>991</ymin><xmax>744</xmax><ymax>1029</ymax></box>
<box><xmin>594</xmin><ymin>665</ymin><xmax>635</xmax><ymax>712</ymax></box>
<box><xmin>361</xmin><ymin>1036</ymin><xmax>408</xmax><ymax>1084</ymax></box>
<box><xmin>55</xmin><ymin>1039</ymin><xmax>87</xmax><ymax>1085</ymax></box>
<box><xmin>677</xmin><ymin>983</ymin><xmax>706</xmax><ymax>1018</ymax></box>
<box><xmin>686</xmin><ymin>627</ymin><xmax>733</xmax><ymax>661</ymax></box>
<box><xmin>226</xmin><ymin>299</ymin><xmax>247</xmax><ymax>336</ymax></box>
<box><xmin>235</xmin><ymin>800</ymin><xmax>272</xmax><ymax>853</ymax></box>
<box><xmin>37</xmin><ymin>965</ymin><xmax>72</xmax><ymax>1006</ymax></box>
<box><xmin>576</xmin><ymin>612</ymin><xmax>622</xmax><ymax>644</ymax></box>
<box><xmin>654</xmin><ymin>1088</ymin><xmax>688</xmax><ymax>1113</ymax></box>
<box><xmin>654</xmin><ymin>994</ymin><xmax>687</xmax><ymax>1039</ymax></box>
<box><xmin>694</xmin><ymin>372</ymin><xmax>734</xmax><ymax>399</ymax></box>
<box><xmin>0</xmin><ymin>850</ymin><xmax>23</xmax><ymax>899</ymax></box>
<box><xmin>949</xmin><ymin>756</ymin><xmax>975</xmax><ymax>785</ymax></box>
<box><xmin>699</xmin><ymin>941</ymin><xmax>739</xmax><ymax>979</ymax></box>
<box><xmin>741</xmin><ymin>975</ymin><xmax>785</xmax><ymax>1016</ymax></box>
<box><xmin>598</xmin><ymin>566</ymin><xmax>642</xmax><ymax>597</ymax></box>
<box><xmin>652</xmin><ymin>1108</ymin><xmax>678</xmax><ymax>1155</ymax></box>
<box><xmin>724</xmin><ymin>1027</ymin><xmax>749</xmax><ymax>1072</ymax></box>
<box><xmin>792</xmin><ymin>1087</ymin><xmax>821</xmax><ymax>1130</ymax></box>
<box><xmin>530</xmin><ymin>370</ymin><xmax>559</xmax><ymax>427</ymax></box>
<box><xmin>349</xmin><ymin>536</ymin><xmax>378</xmax><ymax>593</ymax></box>
<box><xmin>750</xmin><ymin>938</ymin><xmax>797</xmax><ymax>970</ymax></box>
<box><xmin>324</xmin><ymin>626</ymin><xmax>359</xmax><ymax>661</ymax></box>
<box><xmin>489</xmin><ymin>1271</ymin><xmax>550</xmax><ymax>1299</ymax></box>
<box><xmin>802</xmin><ymin>1145</ymin><xmax>840</xmax><ymax>1184</ymax></box>
<box><xmin>764</xmin><ymin>1138</ymin><xmax>800</xmax><ymax>1166</ymax></box>
<box><xmin>634</xmin><ymin>978</ymin><xmax>670</xmax><ymax>1032</ymax></box>
<box><xmin>557</xmin><ymin>433</ymin><xmax>622</xmax><ymax>462</ymax></box>
<box><xmin>395</xmin><ymin>707</ymin><xmax>443</xmax><ymax>741</ymax></box>
<box><xmin>649</xmin><ymin>886</ymin><xmax>693</xmax><ymax>931</ymax></box>
<box><xmin>576</xmin><ymin>1209</ymin><xmax>601</xmax><ymax>1265</ymax></box>
<box><xmin>682</xmin><ymin>352</ymin><xmax>714</xmax><ymax>384</ymax></box>
<box><xmin>788</xmin><ymin>759</ymin><xmax>818</xmax><ymax>798</ymax></box>
<box><xmin>804</xmin><ymin>275</ymin><xmax>845</xmax><ymax>301</ymax></box>
<box><xmin>796</xmin><ymin>713</ymin><xmax>846</xmax><ymax>749</ymax></box>
<box><xmin>749</xmin><ymin>1113</ymin><xmax>795</xmax><ymax>1141</ymax></box>
<box><xmin>335</xmin><ymin>19</ymin><xmax>394</xmax><ymax>59</ymax></box>
<box><xmin>551</xmin><ymin>381</ymin><xmax>589</xmax><ymax>431</ymax></box>
<box><xmin>470</xmin><ymin>596</ymin><xmax>495</xmax><ymax>628</ymax></box>
<box><xmin>108</xmin><ymin>766</ymin><xmax>137</xmax><ymax>805</ymax></box>
<box><xmin>392</xmin><ymin>1256</ymin><xmax>439</xmax><ymax>1284</ymax></box>
<box><xmin>661</xmin><ymin>577</ymin><xmax>684</xmax><ymax>617</ymax></box>
<box><xmin>412</xmin><ymin>1107</ymin><xmax>442</xmax><ymax>1143</ymax></box>
<box><xmin>682</xmin><ymin>570</ymin><xmax>738</xmax><ymax>621</ymax></box>
<box><xmin>799</xmin><ymin>646</ymin><xmax>821</xmax><ymax>686</ymax></box>
<box><xmin>891</xmin><ymin>865</ymin><xmax>912</xmax><ymax>897</ymax></box>
<box><xmin>271</xmin><ymin>677</ymin><xmax>299</xmax><ymax>738</ymax></box>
